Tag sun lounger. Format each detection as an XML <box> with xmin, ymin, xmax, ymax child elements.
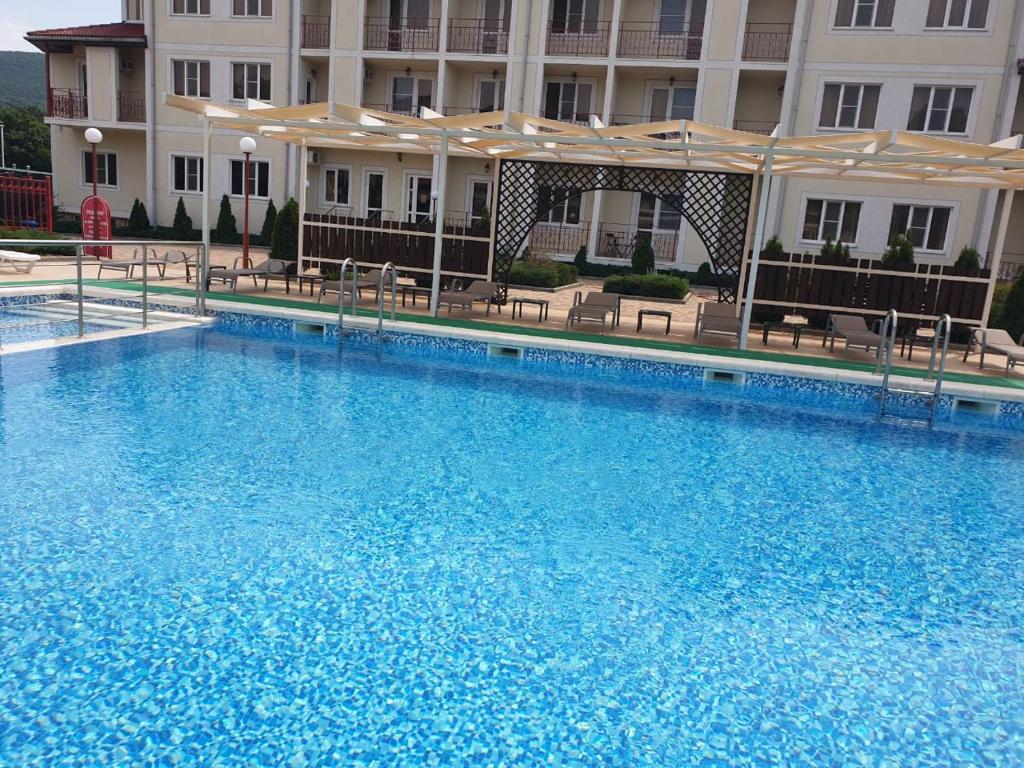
<box><xmin>694</xmin><ymin>302</ymin><xmax>741</xmax><ymax>346</ymax></box>
<box><xmin>96</xmin><ymin>248</ymin><xmax>164</xmax><ymax>280</ymax></box>
<box><xmin>825</xmin><ymin>314</ymin><xmax>883</xmax><ymax>358</ymax></box>
<box><xmin>0</xmin><ymin>250</ymin><xmax>41</xmax><ymax>273</ymax></box>
<box><xmin>207</xmin><ymin>257</ymin><xmax>290</xmax><ymax>294</ymax></box>
<box><xmin>566</xmin><ymin>291</ymin><xmax>620</xmax><ymax>331</ymax></box>
<box><xmin>963</xmin><ymin>328</ymin><xmax>1024</xmax><ymax>375</ymax></box>
<box><xmin>151</xmin><ymin>249</ymin><xmax>197</xmax><ymax>282</ymax></box>
<box><xmin>437</xmin><ymin>280</ymin><xmax>500</xmax><ymax>316</ymax></box>
<box><xmin>317</xmin><ymin>268</ymin><xmax>382</xmax><ymax>304</ymax></box>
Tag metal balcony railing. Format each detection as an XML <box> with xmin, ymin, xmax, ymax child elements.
<box><xmin>617</xmin><ymin>21</ymin><xmax>703</xmax><ymax>59</ymax></box>
<box><xmin>301</xmin><ymin>15</ymin><xmax>330</xmax><ymax>48</ymax></box>
<box><xmin>546</xmin><ymin>20</ymin><xmax>611</xmax><ymax>56</ymax></box>
<box><xmin>117</xmin><ymin>91</ymin><xmax>146</xmax><ymax>123</ymax></box>
<box><xmin>598</xmin><ymin>224</ymin><xmax>677</xmax><ymax>263</ymax></box>
<box><xmin>48</xmin><ymin>88</ymin><xmax>88</xmax><ymax>120</ymax></box>
<box><xmin>529</xmin><ymin>221</ymin><xmax>590</xmax><ymax>255</ymax></box>
<box><xmin>741</xmin><ymin>23</ymin><xmax>792</xmax><ymax>61</ymax></box>
<box><xmin>733</xmin><ymin>120</ymin><xmax>778</xmax><ymax>135</ymax></box>
<box><xmin>447</xmin><ymin>18</ymin><xmax>509</xmax><ymax>54</ymax></box>
<box><xmin>363</xmin><ymin>16</ymin><xmax>440</xmax><ymax>52</ymax></box>
<box><xmin>361</xmin><ymin>102</ymin><xmax>423</xmax><ymax>117</ymax></box>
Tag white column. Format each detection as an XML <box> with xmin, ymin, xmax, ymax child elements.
<box><xmin>982</xmin><ymin>188</ymin><xmax>1016</xmax><ymax>326</ymax></box>
<box><xmin>430</xmin><ymin>134</ymin><xmax>450</xmax><ymax>315</ymax></box>
<box><xmin>201</xmin><ymin>118</ymin><xmax>212</xmax><ymax>280</ymax></box>
<box><xmin>739</xmin><ymin>156</ymin><xmax>773</xmax><ymax>350</ymax></box>
<box><xmin>298</xmin><ymin>142</ymin><xmax>309</xmax><ymax>274</ymax></box>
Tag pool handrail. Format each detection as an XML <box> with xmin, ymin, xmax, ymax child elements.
<box><xmin>336</xmin><ymin>257</ymin><xmax>358</xmax><ymax>343</ymax></box>
<box><xmin>377</xmin><ymin>262</ymin><xmax>398</xmax><ymax>349</ymax></box>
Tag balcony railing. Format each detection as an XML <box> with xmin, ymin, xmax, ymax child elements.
<box><xmin>733</xmin><ymin>120</ymin><xmax>778</xmax><ymax>135</ymax></box>
<box><xmin>47</xmin><ymin>88</ymin><xmax>88</xmax><ymax>120</ymax></box>
<box><xmin>546</xmin><ymin>21</ymin><xmax>611</xmax><ymax>56</ymax></box>
<box><xmin>598</xmin><ymin>225</ymin><xmax>677</xmax><ymax>263</ymax></box>
<box><xmin>742</xmin><ymin>23</ymin><xmax>792</xmax><ymax>61</ymax></box>
<box><xmin>361</xmin><ymin>102</ymin><xmax>423</xmax><ymax>117</ymax></box>
<box><xmin>301</xmin><ymin>15</ymin><xmax>330</xmax><ymax>48</ymax></box>
<box><xmin>447</xmin><ymin>18</ymin><xmax>509</xmax><ymax>54</ymax></box>
<box><xmin>617</xmin><ymin>22</ymin><xmax>703</xmax><ymax>59</ymax></box>
<box><xmin>363</xmin><ymin>16</ymin><xmax>440</xmax><ymax>52</ymax></box>
<box><xmin>117</xmin><ymin>91</ymin><xmax>145</xmax><ymax>123</ymax></box>
<box><xmin>529</xmin><ymin>221</ymin><xmax>590</xmax><ymax>256</ymax></box>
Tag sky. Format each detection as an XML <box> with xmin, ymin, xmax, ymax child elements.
<box><xmin>0</xmin><ymin>0</ymin><xmax>121</xmax><ymax>52</ymax></box>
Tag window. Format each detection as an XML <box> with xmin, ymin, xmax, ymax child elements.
<box><xmin>537</xmin><ymin>185</ymin><xmax>582</xmax><ymax>225</ymax></box>
<box><xmin>648</xmin><ymin>86</ymin><xmax>696</xmax><ymax>121</ymax></box>
<box><xmin>834</xmin><ymin>0</ymin><xmax>894</xmax><ymax>27</ymax></box>
<box><xmin>232</xmin><ymin>63</ymin><xmax>271</xmax><ymax>101</ymax></box>
<box><xmin>404</xmin><ymin>0</ymin><xmax>430</xmax><ymax>28</ymax></box>
<box><xmin>229</xmin><ymin>159</ymin><xmax>270</xmax><ymax>198</ymax></box>
<box><xmin>322</xmin><ymin>166</ymin><xmax>351</xmax><ymax>206</ymax></box>
<box><xmin>390</xmin><ymin>76</ymin><xmax>433</xmax><ymax>115</ymax></box>
<box><xmin>889</xmin><ymin>204</ymin><xmax>952</xmax><ymax>251</ymax></box>
<box><xmin>126</xmin><ymin>0</ymin><xmax>144</xmax><ymax>20</ymax></box>
<box><xmin>171</xmin><ymin>0</ymin><xmax>209</xmax><ymax>15</ymax></box>
<box><xmin>232</xmin><ymin>0</ymin><xmax>272</xmax><ymax>16</ymax></box>
<box><xmin>926</xmin><ymin>0</ymin><xmax>989</xmax><ymax>28</ymax></box>
<box><xmin>468</xmin><ymin>179</ymin><xmax>492</xmax><ymax>223</ymax></box>
<box><xmin>478</xmin><ymin>79</ymin><xmax>505</xmax><ymax>112</ymax></box>
<box><xmin>172</xmin><ymin>60</ymin><xmax>210</xmax><ymax>98</ymax></box>
<box><xmin>406</xmin><ymin>175</ymin><xmax>432</xmax><ymax>223</ymax></box>
<box><xmin>83</xmin><ymin>151</ymin><xmax>118</xmax><ymax>188</ymax></box>
<box><xmin>638</xmin><ymin>193</ymin><xmax>683</xmax><ymax>232</ymax></box>
<box><xmin>802</xmin><ymin>199</ymin><xmax>861</xmax><ymax>243</ymax></box>
<box><xmin>172</xmin><ymin>155</ymin><xmax>203</xmax><ymax>193</ymax></box>
<box><xmin>551</xmin><ymin>0</ymin><xmax>599</xmax><ymax>34</ymax></box>
<box><xmin>907</xmin><ymin>86</ymin><xmax>972</xmax><ymax>133</ymax></box>
<box><xmin>543</xmin><ymin>82</ymin><xmax>593</xmax><ymax>123</ymax></box>
<box><xmin>819</xmin><ymin>83</ymin><xmax>880</xmax><ymax>129</ymax></box>
<box><xmin>364</xmin><ymin>171</ymin><xmax>386</xmax><ymax>219</ymax></box>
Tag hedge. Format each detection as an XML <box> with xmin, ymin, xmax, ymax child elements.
<box><xmin>602</xmin><ymin>273</ymin><xmax>689</xmax><ymax>299</ymax></box>
<box><xmin>576</xmin><ymin>259</ymin><xmax>731</xmax><ymax>288</ymax></box>
<box><xmin>0</xmin><ymin>227</ymin><xmax>76</xmax><ymax>256</ymax></box>
<box><xmin>509</xmin><ymin>258</ymin><xmax>578</xmax><ymax>288</ymax></box>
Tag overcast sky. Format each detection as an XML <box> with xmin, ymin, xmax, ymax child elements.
<box><xmin>0</xmin><ymin>0</ymin><xmax>121</xmax><ymax>52</ymax></box>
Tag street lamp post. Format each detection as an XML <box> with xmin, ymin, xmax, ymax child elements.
<box><xmin>85</xmin><ymin>127</ymin><xmax>103</xmax><ymax>199</ymax></box>
<box><xmin>239</xmin><ymin>136</ymin><xmax>257</xmax><ymax>268</ymax></box>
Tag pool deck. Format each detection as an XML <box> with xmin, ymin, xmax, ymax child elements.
<box><xmin>2</xmin><ymin>246</ymin><xmax>1023</xmax><ymax>401</ymax></box>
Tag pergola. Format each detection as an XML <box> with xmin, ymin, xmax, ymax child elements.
<box><xmin>167</xmin><ymin>95</ymin><xmax>1024</xmax><ymax>348</ymax></box>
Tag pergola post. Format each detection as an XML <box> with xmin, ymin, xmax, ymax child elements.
<box><xmin>297</xmin><ymin>141</ymin><xmax>309</xmax><ymax>275</ymax></box>
<box><xmin>982</xmin><ymin>187</ymin><xmax>1016</xmax><ymax>326</ymax></box>
<box><xmin>739</xmin><ymin>156</ymin><xmax>774</xmax><ymax>350</ymax></box>
<box><xmin>430</xmin><ymin>134</ymin><xmax>450</xmax><ymax>315</ymax></box>
<box><xmin>200</xmin><ymin>118</ymin><xmax>211</xmax><ymax>288</ymax></box>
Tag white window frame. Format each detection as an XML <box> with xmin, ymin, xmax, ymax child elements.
<box><xmin>229</xmin><ymin>158</ymin><xmax>270</xmax><ymax>199</ymax></box>
<box><xmin>362</xmin><ymin>168</ymin><xmax>388</xmax><ymax>219</ymax></box>
<box><xmin>908</xmin><ymin>85</ymin><xmax>974</xmax><ymax>135</ymax></box>
<box><xmin>171</xmin><ymin>59</ymin><xmax>210</xmax><ymax>98</ymax></box>
<box><xmin>542</xmin><ymin>79</ymin><xmax>597</xmax><ymax>123</ymax></box>
<box><xmin>889</xmin><ymin>203</ymin><xmax>953</xmax><ymax>254</ymax></box>
<box><xmin>538</xmin><ymin>185</ymin><xmax>584</xmax><ymax>226</ymax></box>
<box><xmin>799</xmin><ymin>197</ymin><xmax>863</xmax><ymax>246</ymax></box>
<box><xmin>633</xmin><ymin>193</ymin><xmax>683</xmax><ymax>233</ymax></box>
<box><xmin>82</xmin><ymin>150</ymin><xmax>119</xmax><ymax>190</ymax></box>
<box><xmin>817</xmin><ymin>82</ymin><xmax>880</xmax><ymax>130</ymax></box>
<box><xmin>656</xmin><ymin>0</ymin><xmax>693</xmax><ymax>35</ymax></box>
<box><xmin>474</xmin><ymin>74</ymin><xmax>506</xmax><ymax>113</ymax></box>
<box><xmin>645</xmin><ymin>83</ymin><xmax>696</xmax><ymax>122</ymax></box>
<box><xmin>404</xmin><ymin>172</ymin><xmax>434</xmax><ymax>223</ymax></box>
<box><xmin>925</xmin><ymin>0</ymin><xmax>990</xmax><ymax>30</ymax></box>
<box><xmin>320</xmin><ymin>164</ymin><xmax>352</xmax><ymax>208</ymax></box>
<box><xmin>170</xmin><ymin>154</ymin><xmax>204</xmax><ymax>194</ymax></box>
<box><xmin>231</xmin><ymin>0</ymin><xmax>273</xmax><ymax>18</ymax></box>
<box><xmin>231</xmin><ymin>62</ymin><xmax>272</xmax><ymax>102</ymax></box>
<box><xmin>388</xmin><ymin>73</ymin><xmax>435</xmax><ymax>115</ymax></box>
<box><xmin>169</xmin><ymin>0</ymin><xmax>209</xmax><ymax>16</ymax></box>
<box><xmin>465</xmin><ymin>176</ymin><xmax>493</xmax><ymax>224</ymax></box>
<box><xmin>831</xmin><ymin>0</ymin><xmax>894</xmax><ymax>30</ymax></box>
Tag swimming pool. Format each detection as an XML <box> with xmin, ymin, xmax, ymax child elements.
<box><xmin>0</xmin><ymin>298</ymin><xmax>154</xmax><ymax>346</ymax></box>
<box><xmin>1</xmin><ymin>320</ymin><xmax>1022</xmax><ymax>766</ymax></box>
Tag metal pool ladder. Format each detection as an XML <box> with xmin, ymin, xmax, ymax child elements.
<box><xmin>337</xmin><ymin>257</ymin><xmax>358</xmax><ymax>344</ymax></box>
<box><xmin>376</xmin><ymin>262</ymin><xmax>397</xmax><ymax>352</ymax></box>
<box><xmin>877</xmin><ymin>310</ymin><xmax>952</xmax><ymax>426</ymax></box>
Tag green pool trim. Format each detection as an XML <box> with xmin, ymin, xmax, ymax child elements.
<box><xmin>4</xmin><ymin>277</ymin><xmax>1023</xmax><ymax>391</ymax></box>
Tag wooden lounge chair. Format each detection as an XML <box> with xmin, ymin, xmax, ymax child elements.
<box><xmin>825</xmin><ymin>314</ymin><xmax>883</xmax><ymax>358</ymax></box>
<box><xmin>317</xmin><ymin>268</ymin><xmax>381</xmax><ymax>304</ymax></box>
<box><xmin>963</xmin><ymin>328</ymin><xmax>1024</xmax><ymax>375</ymax></box>
<box><xmin>437</xmin><ymin>280</ymin><xmax>500</xmax><ymax>316</ymax></box>
<box><xmin>694</xmin><ymin>302</ymin><xmax>740</xmax><ymax>346</ymax></box>
<box><xmin>207</xmin><ymin>257</ymin><xmax>290</xmax><ymax>294</ymax></box>
<box><xmin>566</xmin><ymin>292</ymin><xmax>620</xmax><ymax>331</ymax></box>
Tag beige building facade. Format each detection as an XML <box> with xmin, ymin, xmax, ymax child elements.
<box><xmin>27</xmin><ymin>0</ymin><xmax>1024</xmax><ymax>273</ymax></box>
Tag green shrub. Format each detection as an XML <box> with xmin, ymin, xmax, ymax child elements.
<box><xmin>631</xmin><ymin>236</ymin><xmax>656</xmax><ymax>274</ymax></box>
<box><xmin>214</xmin><ymin>194</ymin><xmax>238</xmax><ymax>242</ymax></box>
<box><xmin>128</xmin><ymin>198</ymin><xmax>150</xmax><ymax>232</ymax></box>
<box><xmin>603</xmin><ymin>273</ymin><xmax>689</xmax><ymax>299</ymax></box>
<box><xmin>954</xmin><ymin>246</ymin><xmax>981</xmax><ymax>273</ymax></box>
<box><xmin>172</xmin><ymin>197</ymin><xmax>193</xmax><ymax>235</ymax></box>
<box><xmin>573</xmin><ymin>245</ymin><xmax>588</xmax><ymax>271</ymax></box>
<box><xmin>53</xmin><ymin>217</ymin><xmax>81</xmax><ymax>235</ymax></box>
<box><xmin>882</xmin><ymin>234</ymin><xmax>915</xmax><ymax>269</ymax></box>
<box><xmin>762</xmin><ymin>235</ymin><xmax>785</xmax><ymax>258</ymax></box>
<box><xmin>820</xmin><ymin>236</ymin><xmax>851</xmax><ymax>263</ymax></box>
<box><xmin>993</xmin><ymin>273</ymin><xmax>1024</xmax><ymax>342</ymax></box>
<box><xmin>260</xmin><ymin>199</ymin><xmax>278</xmax><ymax>244</ymax></box>
<box><xmin>695</xmin><ymin>262</ymin><xmax>714</xmax><ymax>284</ymax></box>
<box><xmin>270</xmin><ymin>198</ymin><xmax>299</xmax><ymax>262</ymax></box>
<box><xmin>470</xmin><ymin>206</ymin><xmax>490</xmax><ymax>237</ymax></box>
<box><xmin>509</xmin><ymin>257</ymin><xmax>577</xmax><ymax>288</ymax></box>
<box><xmin>990</xmin><ymin>281</ymin><xmax>1012</xmax><ymax>328</ymax></box>
<box><xmin>0</xmin><ymin>226</ymin><xmax>76</xmax><ymax>256</ymax></box>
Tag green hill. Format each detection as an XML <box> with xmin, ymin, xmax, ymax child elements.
<box><xmin>0</xmin><ymin>51</ymin><xmax>46</xmax><ymax>109</ymax></box>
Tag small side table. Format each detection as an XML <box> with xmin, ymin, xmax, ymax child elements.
<box><xmin>900</xmin><ymin>329</ymin><xmax>936</xmax><ymax>361</ymax></box>
<box><xmin>401</xmin><ymin>285</ymin><xmax>433</xmax><ymax>307</ymax></box>
<box><xmin>512</xmin><ymin>297</ymin><xmax>550</xmax><ymax>322</ymax></box>
<box><xmin>762</xmin><ymin>316</ymin><xmax>808</xmax><ymax>349</ymax></box>
<box><xmin>637</xmin><ymin>308</ymin><xmax>672</xmax><ymax>335</ymax></box>
<box><xmin>297</xmin><ymin>272</ymin><xmax>325</xmax><ymax>297</ymax></box>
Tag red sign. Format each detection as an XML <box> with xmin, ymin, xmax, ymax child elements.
<box><xmin>81</xmin><ymin>195</ymin><xmax>112</xmax><ymax>259</ymax></box>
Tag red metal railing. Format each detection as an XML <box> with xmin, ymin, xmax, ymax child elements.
<box><xmin>117</xmin><ymin>91</ymin><xmax>146</xmax><ymax>122</ymax></box>
<box><xmin>363</xmin><ymin>16</ymin><xmax>440</xmax><ymax>52</ymax></box>
<box><xmin>301</xmin><ymin>14</ymin><xmax>330</xmax><ymax>48</ymax></box>
<box><xmin>617</xmin><ymin>21</ymin><xmax>703</xmax><ymax>59</ymax></box>
<box><xmin>546</xmin><ymin>20</ymin><xmax>611</xmax><ymax>56</ymax></box>
<box><xmin>447</xmin><ymin>17</ymin><xmax>509</xmax><ymax>54</ymax></box>
<box><xmin>741</xmin><ymin>23</ymin><xmax>792</xmax><ymax>61</ymax></box>
<box><xmin>0</xmin><ymin>172</ymin><xmax>53</xmax><ymax>231</ymax></box>
<box><xmin>48</xmin><ymin>88</ymin><xmax>88</xmax><ymax>120</ymax></box>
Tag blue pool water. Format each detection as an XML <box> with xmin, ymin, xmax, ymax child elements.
<box><xmin>0</xmin><ymin>323</ymin><xmax>1022</xmax><ymax>766</ymax></box>
<box><xmin>0</xmin><ymin>302</ymin><xmax>140</xmax><ymax>345</ymax></box>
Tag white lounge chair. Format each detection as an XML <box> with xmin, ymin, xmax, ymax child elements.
<box><xmin>0</xmin><ymin>250</ymin><xmax>42</xmax><ymax>273</ymax></box>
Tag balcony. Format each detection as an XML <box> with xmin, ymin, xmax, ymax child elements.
<box><xmin>361</xmin><ymin>102</ymin><xmax>421</xmax><ymax>117</ymax></box>
<box><xmin>117</xmin><ymin>91</ymin><xmax>145</xmax><ymax>123</ymax></box>
<box><xmin>741</xmin><ymin>23</ymin><xmax>792</xmax><ymax>62</ymax></box>
<box><xmin>617</xmin><ymin>22</ymin><xmax>703</xmax><ymax>60</ymax></box>
<box><xmin>447</xmin><ymin>18</ymin><xmax>509</xmax><ymax>55</ymax></box>
<box><xmin>598</xmin><ymin>225</ymin><xmax>677</xmax><ymax>263</ymax></box>
<box><xmin>363</xmin><ymin>17</ymin><xmax>440</xmax><ymax>52</ymax></box>
<box><xmin>48</xmin><ymin>88</ymin><xmax>88</xmax><ymax>120</ymax></box>
<box><xmin>301</xmin><ymin>15</ymin><xmax>330</xmax><ymax>48</ymax></box>
<box><xmin>733</xmin><ymin>120</ymin><xmax>778</xmax><ymax>135</ymax></box>
<box><xmin>546</xmin><ymin>21</ymin><xmax>610</xmax><ymax>56</ymax></box>
<box><xmin>529</xmin><ymin>221</ymin><xmax>590</xmax><ymax>255</ymax></box>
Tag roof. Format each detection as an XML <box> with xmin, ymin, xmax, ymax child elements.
<box><xmin>25</xmin><ymin>23</ymin><xmax>146</xmax><ymax>50</ymax></box>
<box><xmin>165</xmin><ymin>95</ymin><xmax>1024</xmax><ymax>190</ymax></box>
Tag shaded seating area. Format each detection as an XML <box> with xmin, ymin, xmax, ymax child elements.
<box><xmin>824</xmin><ymin>314</ymin><xmax>884</xmax><ymax>358</ymax></box>
<box><xmin>694</xmin><ymin>302</ymin><xmax>741</xmax><ymax>346</ymax></box>
<box><xmin>437</xmin><ymin>280</ymin><xmax>500</xmax><ymax>317</ymax></box>
<box><xmin>566</xmin><ymin>291</ymin><xmax>620</xmax><ymax>331</ymax></box>
<box><xmin>964</xmin><ymin>328</ymin><xmax>1024</xmax><ymax>375</ymax></box>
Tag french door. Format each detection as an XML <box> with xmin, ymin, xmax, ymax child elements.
<box><xmin>406</xmin><ymin>174</ymin><xmax>433</xmax><ymax>223</ymax></box>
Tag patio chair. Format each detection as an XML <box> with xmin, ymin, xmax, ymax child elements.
<box><xmin>207</xmin><ymin>257</ymin><xmax>289</xmax><ymax>294</ymax></box>
<box><xmin>437</xmin><ymin>280</ymin><xmax>500</xmax><ymax>316</ymax></box>
<box><xmin>151</xmin><ymin>249</ymin><xmax>197</xmax><ymax>282</ymax></box>
<box><xmin>566</xmin><ymin>291</ymin><xmax>620</xmax><ymax>331</ymax></box>
<box><xmin>694</xmin><ymin>302</ymin><xmax>741</xmax><ymax>346</ymax></box>
<box><xmin>963</xmin><ymin>328</ymin><xmax>1024</xmax><ymax>376</ymax></box>
<box><xmin>96</xmin><ymin>248</ymin><xmax>165</xmax><ymax>280</ymax></box>
<box><xmin>0</xmin><ymin>250</ymin><xmax>41</xmax><ymax>273</ymax></box>
<box><xmin>825</xmin><ymin>314</ymin><xmax>883</xmax><ymax>358</ymax></box>
<box><xmin>317</xmin><ymin>268</ymin><xmax>382</xmax><ymax>304</ymax></box>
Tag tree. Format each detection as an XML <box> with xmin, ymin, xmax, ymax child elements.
<box><xmin>271</xmin><ymin>198</ymin><xmax>299</xmax><ymax>262</ymax></box>
<box><xmin>573</xmin><ymin>245</ymin><xmax>588</xmax><ymax>271</ymax></box>
<box><xmin>128</xmin><ymin>199</ymin><xmax>150</xmax><ymax>232</ymax></box>
<box><xmin>995</xmin><ymin>272</ymin><xmax>1024</xmax><ymax>343</ymax></box>
<box><xmin>881</xmin><ymin>234</ymin><xmax>915</xmax><ymax>270</ymax></box>
<box><xmin>172</xmin><ymin>197</ymin><xmax>193</xmax><ymax>235</ymax></box>
<box><xmin>954</xmin><ymin>246</ymin><xmax>981</xmax><ymax>273</ymax></box>
<box><xmin>214</xmin><ymin>194</ymin><xmax>237</xmax><ymax>242</ymax></box>
<box><xmin>260</xmin><ymin>198</ymin><xmax>277</xmax><ymax>244</ymax></box>
<box><xmin>0</xmin><ymin>105</ymin><xmax>50</xmax><ymax>172</ymax></box>
<box><xmin>631</xmin><ymin>236</ymin><xmax>655</xmax><ymax>274</ymax></box>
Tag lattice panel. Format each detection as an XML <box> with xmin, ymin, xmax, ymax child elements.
<box><xmin>493</xmin><ymin>160</ymin><xmax>752</xmax><ymax>303</ymax></box>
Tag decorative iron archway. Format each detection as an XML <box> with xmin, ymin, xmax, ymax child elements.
<box><xmin>492</xmin><ymin>160</ymin><xmax>752</xmax><ymax>302</ymax></box>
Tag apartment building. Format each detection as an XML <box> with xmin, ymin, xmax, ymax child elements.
<box><xmin>26</xmin><ymin>0</ymin><xmax>1024</xmax><ymax>272</ymax></box>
